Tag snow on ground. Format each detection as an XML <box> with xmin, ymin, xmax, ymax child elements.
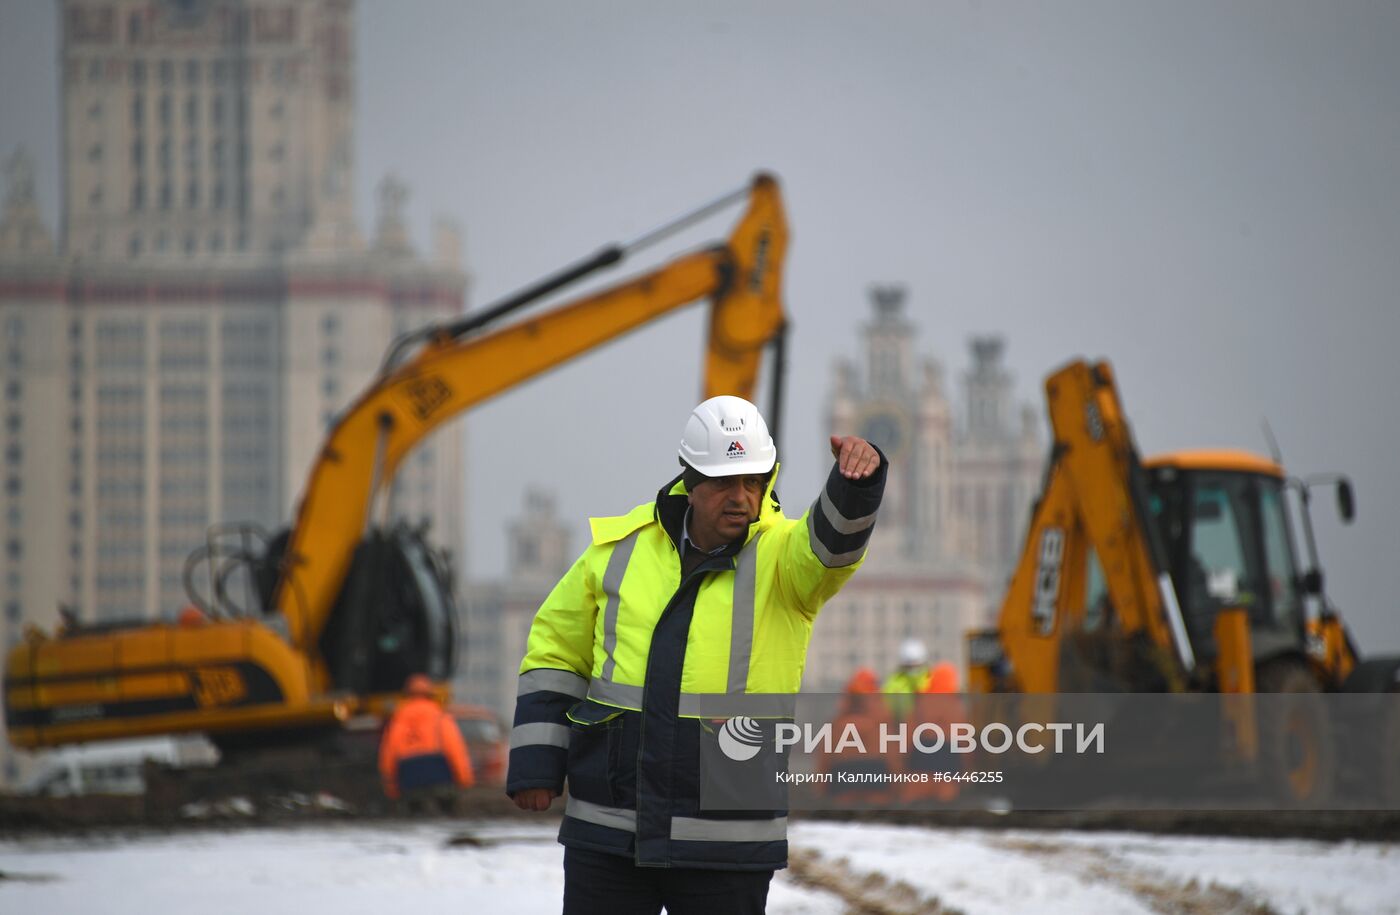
<box><xmin>1</xmin><ymin>820</ymin><xmax>1396</xmax><ymax>914</ymax></box>
<box><xmin>790</xmin><ymin>821</ymin><xmax>1400</xmax><ymax>915</ymax></box>
<box><xmin>0</xmin><ymin>820</ymin><xmax>838</xmax><ymax>915</ymax></box>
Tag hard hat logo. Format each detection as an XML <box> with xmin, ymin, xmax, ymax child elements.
<box><xmin>679</xmin><ymin>395</ymin><xmax>776</xmax><ymax>477</ymax></box>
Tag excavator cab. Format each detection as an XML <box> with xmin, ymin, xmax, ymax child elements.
<box><xmin>193</xmin><ymin>522</ymin><xmax>459</xmax><ymax>697</ymax></box>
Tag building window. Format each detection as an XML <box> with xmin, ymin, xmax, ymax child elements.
<box><xmin>185</xmin><ymin>138</ymin><xmax>198</xmax><ymax>168</ymax></box>
<box><xmin>185</xmin><ymin>94</ymin><xmax>197</xmax><ymax>123</ymax></box>
<box><xmin>6</xmin><ymin>540</ymin><xmax>20</xmax><ymax>560</ymax></box>
<box><xmin>4</xmin><ymin>602</ymin><xmax>19</xmax><ymax>623</ymax></box>
<box><xmin>131</xmin><ymin>180</ymin><xmax>144</xmax><ymax>211</ymax></box>
<box><xmin>129</xmin><ymin>234</ymin><xmax>142</xmax><ymax>256</ymax></box>
<box><xmin>212</xmin><ymin>96</ymin><xmax>224</xmax><ymax>123</ymax></box>
<box><xmin>128</xmin><ymin>11</ymin><xmax>143</xmax><ymax>42</ymax></box>
<box><xmin>185</xmin><ymin>60</ymin><xmax>200</xmax><ymax>85</ymax></box>
<box><xmin>159</xmin><ymin>138</ymin><xmax>171</xmax><ymax>168</ymax></box>
<box><xmin>159</xmin><ymin>183</ymin><xmax>171</xmax><ymax>210</ymax></box>
<box><xmin>131</xmin><ymin>59</ymin><xmax>145</xmax><ymax>85</ymax></box>
<box><xmin>5</xmin><ymin>445</ymin><xmax>19</xmax><ymax>465</ymax></box>
<box><xmin>4</xmin><ymin>381</ymin><xmax>18</xmax><ymax>400</ymax></box>
<box><xmin>212</xmin><ymin>182</ymin><xmax>225</xmax><ymax>209</ymax></box>
<box><xmin>184</xmin><ymin>233</ymin><xmax>196</xmax><ymax>256</ymax></box>
<box><xmin>322</xmin><ymin>377</ymin><xmax>338</xmax><ymax>399</ymax></box>
<box><xmin>87</xmin><ymin>142</ymin><xmax>102</xmax><ymax>163</ymax></box>
<box><xmin>131</xmin><ymin>95</ymin><xmax>144</xmax><ymax>128</ymax></box>
<box><xmin>88</xmin><ymin>100</ymin><xmax>102</xmax><ymax>120</ymax></box>
<box><xmin>159</xmin><ymin>93</ymin><xmax>171</xmax><ymax>127</ymax></box>
<box><xmin>209</xmin><ymin>232</ymin><xmax>223</xmax><ymax>252</ymax></box>
<box><xmin>131</xmin><ymin>139</ymin><xmax>144</xmax><ymax>165</ymax></box>
<box><xmin>159</xmin><ymin>59</ymin><xmax>173</xmax><ymax>86</ymax></box>
<box><xmin>321</xmin><ymin>314</ymin><xmax>339</xmax><ymax>335</ymax></box>
<box><xmin>88</xmin><ymin>186</ymin><xmax>103</xmax><ymax>208</ymax></box>
<box><xmin>185</xmin><ymin>181</ymin><xmax>198</xmax><ymax>208</ymax></box>
<box><xmin>212</xmin><ymin>60</ymin><xmax>227</xmax><ymax>85</ymax></box>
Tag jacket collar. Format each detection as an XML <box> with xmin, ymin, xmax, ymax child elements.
<box><xmin>588</xmin><ymin>463</ymin><xmax>783</xmax><ymax>549</ymax></box>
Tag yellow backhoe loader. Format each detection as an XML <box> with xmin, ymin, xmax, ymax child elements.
<box><xmin>967</xmin><ymin>358</ymin><xmax>1399</xmax><ymax>805</ymax></box>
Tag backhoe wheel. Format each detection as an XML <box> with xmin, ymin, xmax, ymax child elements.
<box><xmin>1256</xmin><ymin>660</ymin><xmax>1334</xmax><ymax>808</ymax></box>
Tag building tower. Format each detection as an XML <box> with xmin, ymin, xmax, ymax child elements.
<box><xmin>805</xmin><ymin>287</ymin><xmax>1044</xmax><ymax>691</ymax></box>
<box><xmin>0</xmin><ymin>0</ymin><xmax>469</xmax><ymax>786</ymax></box>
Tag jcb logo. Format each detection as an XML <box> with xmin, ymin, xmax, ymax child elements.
<box><xmin>404</xmin><ymin>376</ymin><xmax>453</xmax><ymax>422</ymax></box>
<box><xmin>1032</xmin><ymin>527</ymin><xmax>1064</xmax><ymax>636</ymax></box>
<box><xmin>748</xmin><ymin>230</ymin><xmax>771</xmax><ymax>293</ymax></box>
<box><xmin>192</xmin><ymin>667</ymin><xmax>247</xmax><ymax>708</ymax></box>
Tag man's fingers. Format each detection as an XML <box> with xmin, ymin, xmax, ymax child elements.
<box><xmin>829</xmin><ymin>435</ymin><xmax>843</xmax><ymax>459</ymax></box>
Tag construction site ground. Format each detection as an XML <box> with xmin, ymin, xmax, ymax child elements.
<box><xmin>2</xmin><ymin>792</ymin><xmax>1398</xmax><ymax>914</ymax></box>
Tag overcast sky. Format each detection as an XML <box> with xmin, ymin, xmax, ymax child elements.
<box><xmin>2</xmin><ymin>1</ymin><xmax>1397</xmax><ymax>652</ymax></box>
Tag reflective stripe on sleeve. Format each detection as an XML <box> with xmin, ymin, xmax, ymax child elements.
<box><xmin>517</xmin><ymin>668</ymin><xmax>589</xmax><ymax>699</ymax></box>
<box><xmin>509</xmin><ymin>722</ymin><xmax>571</xmax><ymax>751</ymax></box>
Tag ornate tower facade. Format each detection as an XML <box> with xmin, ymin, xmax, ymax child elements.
<box><xmin>806</xmin><ymin>287</ymin><xmax>1043</xmax><ymax>690</ymax></box>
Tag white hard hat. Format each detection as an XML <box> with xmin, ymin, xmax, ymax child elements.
<box><xmin>678</xmin><ymin>395</ymin><xmax>777</xmax><ymax>478</ymax></box>
<box><xmin>898</xmin><ymin>639</ymin><xmax>928</xmax><ymax>667</ymax></box>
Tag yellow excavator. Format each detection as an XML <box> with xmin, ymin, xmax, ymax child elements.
<box><xmin>968</xmin><ymin>358</ymin><xmax>1399</xmax><ymax>804</ymax></box>
<box><xmin>5</xmin><ymin>173</ymin><xmax>790</xmax><ymax>760</ymax></box>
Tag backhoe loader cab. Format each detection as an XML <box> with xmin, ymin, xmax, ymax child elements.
<box><xmin>1139</xmin><ymin>452</ymin><xmax>1316</xmax><ymax>674</ymax></box>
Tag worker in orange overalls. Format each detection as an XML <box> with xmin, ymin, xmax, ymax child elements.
<box><xmin>902</xmin><ymin>660</ymin><xmax>965</xmax><ymax>804</ymax></box>
<box><xmin>379</xmin><ymin>673</ymin><xmax>474</xmax><ymax>814</ymax></box>
<box><xmin>818</xmin><ymin>667</ymin><xmax>900</xmax><ymax>807</ymax></box>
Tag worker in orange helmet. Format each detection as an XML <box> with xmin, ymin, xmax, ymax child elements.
<box><xmin>378</xmin><ymin>673</ymin><xmax>475</xmax><ymax>814</ymax></box>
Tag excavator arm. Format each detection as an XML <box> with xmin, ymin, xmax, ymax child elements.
<box><xmin>277</xmin><ymin>173</ymin><xmax>786</xmax><ymax>658</ymax></box>
<box><xmin>969</xmin><ymin>360</ymin><xmax>1195</xmax><ymax>693</ymax></box>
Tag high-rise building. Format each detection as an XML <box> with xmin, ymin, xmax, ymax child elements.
<box><xmin>804</xmin><ymin>287</ymin><xmax>1042</xmax><ymax>689</ymax></box>
<box><xmin>0</xmin><ymin>1</ymin><xmax>467</xmax><ymax>786</ymax></box>
<box><xmin>461</xmin><ymin>489</ymin><xmax>572</xmax><ymax>722</ymax></box>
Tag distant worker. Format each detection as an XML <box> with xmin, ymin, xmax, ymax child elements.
<box><xmin>883</xmin><ymin>638</ymin><xmax>933</xmax><ymax>719</ymax></box>
<box><xmin>905</xmin><ymin>660</ymin><xmax>964</xmax><ymax>804</ymax></box>
<box><xmin>819</xmin><ymin>667</ymin><xmax>898</xmax><ymax>806</ymax></box>
<box><xmin>507</xmin><ymin>395</ymin><xmax>886</xmax><ymax>914</ymax></box>
<box><xmin>379</xmin><ymin>673</ymin><xmax>474</xmax><ymax>814</ymax></box>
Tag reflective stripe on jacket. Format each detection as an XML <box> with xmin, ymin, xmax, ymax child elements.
<box><xmin>379</xmin><ymin>697</ymin><xmax>475</xmax><ymax>799</ymax></box>
<box><xmin>507</xmin><ymin>455</ymin><xmax>886</xmax><ymax>870</ymax></box>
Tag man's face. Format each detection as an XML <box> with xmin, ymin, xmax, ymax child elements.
<box><xmin>686</xmin><ymin>472</ymin><xmax>767</xmax><ymax>551</ymax></box>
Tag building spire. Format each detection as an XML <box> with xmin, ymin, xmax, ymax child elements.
<box><xmin>0</xmin><ymin>146</ymin><xmax>54</xmax><ymax>257</ymax></box>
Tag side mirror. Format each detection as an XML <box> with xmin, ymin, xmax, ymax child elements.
<box><xmin>1300</xmin><ymin>569</ymin><xmax>1324</xmax><ymax>596</ymax></box>
<box><xmin>1337</xmin><ymin>478</ymin><xmax>1355</xmax><ymax>524</ymax></box>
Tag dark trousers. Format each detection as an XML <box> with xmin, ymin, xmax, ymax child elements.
<box><xmin>562</xmin><ymin>846</ymin><xmax>774</xmax><ymax>915</ymax></box>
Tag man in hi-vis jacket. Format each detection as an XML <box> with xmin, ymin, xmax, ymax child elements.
<box><xmin>508</xmin><ymin>395</ymin><xmax>885</xmax><ymax>915</ymax></box>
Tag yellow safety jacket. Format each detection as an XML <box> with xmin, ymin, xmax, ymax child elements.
<box><xmin>507</xmin><ymin>457</ymin><xmax>886</xmax><ymax>870</ymax></box>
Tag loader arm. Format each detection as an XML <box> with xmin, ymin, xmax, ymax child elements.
<box><xmin>275</xmin><ymin>174</ymin><xmax>788</xmax><ymax>657</ymax></box>
<box><xmin>972</xmin><ymin>360</ymin><xmax>1194</xmax><ymax>693</ymax></box>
